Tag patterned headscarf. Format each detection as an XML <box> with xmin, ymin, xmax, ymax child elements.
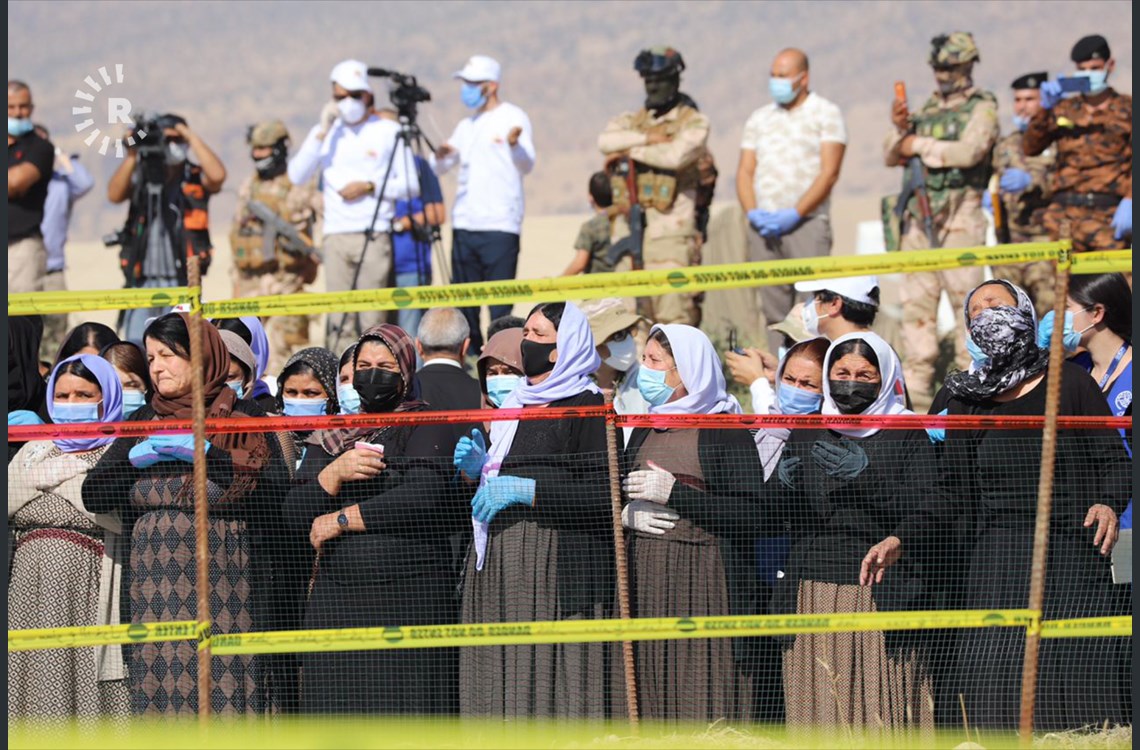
<box><xmin>275</xmin><ymin>347</ymin><xmax>341</xmax><ymax>415</ymax></box>
<box><xmin>147</xmin><ymin>313</ymin><xmax>271</xmax><ymax>503</ymax></box>
<box><xmin>314</xmin><ymin>324</ymin><xmax>426</xmax><ymax>455</ymax></box>
<box><xmin>944</xmin><ymin>280</ymin><xmax>1049</xmax><ymax>401</ymax></box>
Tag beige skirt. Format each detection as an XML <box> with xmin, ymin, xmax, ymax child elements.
<box><xmin>783</xmin><ymin>580</ymin><xmax>934</xmax><ymax>737</ymax></box>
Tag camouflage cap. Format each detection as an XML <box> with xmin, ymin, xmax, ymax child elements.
<box><xmin>634</xmin><ymin>46</ymin><xmax>686</xmax><ymax>78</ymax></box>
<box><xmin>248</xmin><ymin>120</ymin><xmax>289</xmax><ymax>148</ymax></box>
<box><xmin>928</xmin><ymin>32</ymin><xmax>979</xmax><ymax>67</ymax></box>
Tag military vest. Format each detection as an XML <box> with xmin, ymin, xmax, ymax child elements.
<box><xmin>610</xmin><ymin>105</ymin><xmax>708</xmax><ymax>213</ymax></box>
<box><xmin>913</xmin><ymin>90</ymin><xmax>996</xmax><ymax>192</ymax></box>
<box><xmin>231</xmin><ymin>174</ymin><xmax>295</xmax><ymax>272</ymax></box>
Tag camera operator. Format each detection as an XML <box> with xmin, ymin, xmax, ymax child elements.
<box><xmin>288</xmin><ymin>59</ymin><xmax>418</xmax><ymax>353</ymax></box>
<box><xmin>107</xmin><ymin>113</ymin><xmax>226</xmax><ymax>342</ymax></box>
<box><xmin>8</xmin><ymin>80</ymin><xmax>55</xmax><ymax>294</ymax></box>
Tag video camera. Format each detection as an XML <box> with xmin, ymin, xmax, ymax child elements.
<box><xmin>102</xmin><ymin>111</ymin><xmax>170</xmax><ymax>248</ymax></box>
<box><xmin>368</xmin><ymin>67</ymin><xmax>431</xmax><ymax>122</ymax></box>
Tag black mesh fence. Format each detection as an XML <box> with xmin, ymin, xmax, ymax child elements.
<box><xmin>7</xmin><ymin>410</ymin><xmax>1132</xmax><ymax>739</ymax></box>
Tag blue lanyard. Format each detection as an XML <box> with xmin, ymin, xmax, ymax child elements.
<box><xmin>1098</xmin><ymin>343</ymin><xmax>1130</xmax><ymax>390</ymax></box>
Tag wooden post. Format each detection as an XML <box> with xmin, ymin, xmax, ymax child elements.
<box><xmin>603</xmin><ymin>392</ymin><xmax>639</xmax><ymax>728</ymax></box>
<box><xmin>1018</xmin><ymin>240</ymin><xmax>1072</xmax><ymax>745</ymax></box>
<box><xmin>185</xmin><ymin>255</ymin><xmax>212</xmax><ymax>722</ymax></box>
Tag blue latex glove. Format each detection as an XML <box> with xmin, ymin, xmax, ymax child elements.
<box><xmin>1111</xmin><ymin>198</ymin><xmax>1131</xmax><ymax>240</ymax></box>
<box><xmin>999</xmin><ymin>168</ymin><xmax>1032</xmax><ymax>194</ymax></box>
<box><xmin>777</xmin><ymin>455</ymin><xmax>801</xmax><ymax>489</ymax></box>
<box><xmin>1039</xmin><ymin>80</ymin><xmax>1063</xmax><ymax>110</ymax></box>
<box><xmin>129</xmin><ymin>439</ymin><xmax>170</xmax><ymax>469</ymax></box>
<box><xmin>746</xmin><ymin>208</ymin><xmax>770</xmax><ymax>232</ymax></box>
<box><xmin>453</xmin><ymin>428</ymin><xmax>487</xmax><ymax>480</ymax></box>
<box><xmin>758</xmin><ymin>207</ymin><xmax>802</xmax><ymax>238</ymax></box>
<box><xmin>1037</xmin><ymin>310</ymin><xmax>1056</xmax><ymax>349</ymax></box>
<box><xmin>150</xmin><ymin>433</ymin><xmax>209</xmax><ymax>463</ymax></box>
<box><xmin>926</xmin><ymin>408</ymin><xmax>949</xmax><ymax>444</ymax></box>
<box><xmin>981</xmin><ymin>190</ymin><xmax>993</xmax><ymax>213</ymax></box>
<box><xmin>472</xmin><ymin>475</ymin><xmax>536</xmax><ymax>524</ymax></box>
<box><xmin>7</xmin><ymin>409</ymin><xmax>43</xmax><ymax>426</ymax></box>
<box><xmin>811</xmin><ymin>437</ymin><xmax>869</xmax><ymax>480</ymax></box>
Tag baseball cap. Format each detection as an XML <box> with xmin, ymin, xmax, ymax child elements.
<box><xmin>768</xmin><ymin>302</ymin><xmax>811</xmax><ymax>343</ymax></box>
<box><xmin>453</xmin><ymin>55</ymin><xmax>502</xmax><ymax>83</ymax></box>
<box><xmin>580</xmin><ymin>298</ymin><xmax>645</xmax><ymax>345</ymax></box>
<box><xmin>330</xmin><ymin>59</ymin><xmax>372</xmax><ymax>93</ymax></box>
<box><xmin>794</xmin><ymin>276</ymin><xmax>880</xmax><ymax>306</ymax></box>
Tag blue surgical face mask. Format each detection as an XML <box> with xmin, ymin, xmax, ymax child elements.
<box><xmin>485</xmin><ymin>374</ymin><xmax>522</xmax><ymax>408</ymax></box>
<box><xmin>1075</xmin><ymin>69</ymin><xmax>1109</xmax><ymax>95</ymax></box>
<box><xmin>122</xmin><ymin>390</ymin><xmax>147</xmax><ymax>418</ymax></box>
<box><xmin>777</xmin><ymin>382</ymin><xmax>823</xmax><ymax>415</ymax></box>
<box><xmin>1012</xmin><ymin>114</ymin><xmax>1031</xmax><ymax>132</ymax></box>
<box><xmin>337</xmin><ymin>384</ymin><xmax>361</xmax><ymax>415</ymax></box>
<box><xmin>8</xmin><ymin>117</ymin><xmax>34</xmax><ymax>137</ymax></box>
<box><xmin>768</xmin><ymin>76</ymin><xmax>801</xmax><ymax>105</ymax></box>
<box><xmin>965</xmin><ymin>335</ymin><xmax>988</xmax><ymax>368</ymax></box>
<box><xmin>637</xmin><ymin>365</ymin><xmax>677</xmax><ymax>407</ymax></box>
<box><xmin>227</xmin><ymin>380</ymin><xmax>245</xmax><ymax>397</ymax></box>
<box><xmin>460</xmin><ymin>82</ymin><xmax>487</xmax><ymax>109</ymax></box>
<box><xmin>283</xmin><ymin>397</ymin><xmax>328</xmax><ymax>417</ymax></box>
<box><xmin>53</xmin><ymin>400</ymin><xmax>102</xmax><ymax>424</ymax></box>
<box><xmin>1039</xmin><ymin>309</ymin><xmax>1094</xmax><ymax>353</ymax></box>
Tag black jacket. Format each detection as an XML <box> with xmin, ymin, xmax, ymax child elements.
<box><xmin>414</xmin><ymin>361</ymin><xmax>482</xmax><ymax>411</ymax></box>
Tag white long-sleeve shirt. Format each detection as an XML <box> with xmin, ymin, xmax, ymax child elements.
<box><xmin>42</xmin><ymin>160</ymin><xmax>95</xmax><ymax>272</ymax></box>
<box><xmin>288</xmin><ymin>115</ymin><xmax>417</xmax><ymax>236</ymax></box>
<box><xmin>431</xmin><ymin>102</ymin><xmax>534</xmax><ymax>234</ymax></box>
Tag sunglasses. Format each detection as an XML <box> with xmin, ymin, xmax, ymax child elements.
<box><xmin>333</xmin><ymin>90</ymin><xmax>368</xmax><ymax>101</ymax></box>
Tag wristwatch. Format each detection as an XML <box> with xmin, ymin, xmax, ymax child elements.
<box><xmin>337</xmin><ymin>510</ymin><xmax>349</xmax><ymax>528</ymax></box>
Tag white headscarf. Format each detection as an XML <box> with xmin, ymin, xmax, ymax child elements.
<box><xmin>648</xmin><ymin>324</ymin><xmax>741</xmax><ymax>416</ymax></box>
<box><xmin>474</xmin><ymin>302</ymin><xmax>601</xmax><ymax>570</ymax></box>
<box><xmin>821</xmin><ymin>332</ymin><xmax>911</xmax><ymax>438</ymax></box>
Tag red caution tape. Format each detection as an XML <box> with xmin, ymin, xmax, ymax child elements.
<box><xmin>6</xmin><ymin>409</ymin><xmax>1128</xmax><ymax>443</ymax></box>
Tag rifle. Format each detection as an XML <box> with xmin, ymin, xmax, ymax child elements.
<box><xmin>892</xmin><ymin>82</ymin><xmax>938</xmax><ymax>249</ymax></box>
<box><xmin>605</xmin><ymin>157</ymin><xmax>644</xmax><ymax>271</ymax></box>
<box><xmin>989</xmin><ymin>174</ymin><xmax>1012</xmax><ymax>245</ymax></box>
<box><xmin>246</xmin><ymin>199</ymin><xmax>319</xmax><ymax>259</ymax></box>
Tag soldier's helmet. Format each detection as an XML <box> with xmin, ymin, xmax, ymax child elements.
<box><xmin>928</xmin><ymin>32</ymin><xmax>980</xmax><ymax>67</ymax></box>
<box><xmin>247</xmin><ymin>120</ymin><xmax>290</xmax><ymax>148</ymax></box>
<box><xmin>634</xmin><ymin>46</ymin><xmax>686</xmax><ymax>78</ymax></box>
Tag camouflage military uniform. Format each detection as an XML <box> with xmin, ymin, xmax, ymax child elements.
<box><xmin>1023</xmin><ymin>88</ymin><xmax>1132</xmax><ymax>253</ymax></box>
<box><xmin>230</xmin><ymin>172</ymin><xmax>321</xmax><ymax>374</ymax></box>
<box><xmin>598</xmin><ymin>104</ymin><xmax>710</xmax><ymax>326</ymax></box>
<box><xmin>990</xmin><ymin>130</ymin><xmax>1056</xmax><ymax>316</ymax></box>
<box><xmin>883</xmin><ymin>33</ymin><xmax>1000</xmax><ymax>412</ymax></box>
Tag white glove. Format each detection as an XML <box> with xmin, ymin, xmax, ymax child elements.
<box><xmin>318</xmin><ymin>101</ymin><xmax>339</xmax><ymax>134</ymax></box>
<box><xmin>622</xmin><ymin>461</ymin><xmax>676</xmax><ymax>504</ymax></box>
<box><xmin>622</xmin><ymin>500</ymin><xmax>680</xmax><ymax>535</ymax></box>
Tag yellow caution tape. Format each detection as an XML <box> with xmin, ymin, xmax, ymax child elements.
<box><xmin>7</xmin><ymin>287</ymin><xmax>196</xmax><ymax>316</ymax></box>
<box><xmin>1040</xmin><ymin>615</ymin><xmax>1132</xmax><ymax>639</ymax></box>
<box><xmin>1070</xmin><ymin>249</ymin><xmax>1132</xmax><ymax>275</ymax></box>
<box><xmin>9</xmin><ymin>611</ymin><xmax>1130</xmax><ymax>653</ymax></box>
<box><xmin>7</xmin><ymin>620</ymin><xmax>198</xmax><ymax>652</ymax></box>
<box><xmin>200</xmin><ymin>242</ymin><xmax>1071</xmax><ymax>318</ymax></box>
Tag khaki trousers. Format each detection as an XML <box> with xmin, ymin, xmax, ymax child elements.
<box><xmin>323</xmin><ymin>232</ymin><xmax>392</xmax><ymax>354</ymax></box>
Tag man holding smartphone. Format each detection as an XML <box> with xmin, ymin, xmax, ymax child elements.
<box><xmin>1024</xmin><ymin>35</ymin><xmax>1132</xmax><ymax>253</ymax></box>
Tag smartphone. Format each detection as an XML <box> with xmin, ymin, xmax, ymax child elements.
<box><xmin>727</xmin><ymin>329</ymin><xmax>744</xmax><ymax>355</ymax></box>
<box><xmin>1057</xmin><ymin>76</ymin><xmax>1091</xmax><ymax>94</ymax></box>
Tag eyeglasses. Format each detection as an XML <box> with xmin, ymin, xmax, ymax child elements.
<box><xmin>333</xmin><ymin>90</ymin><xmax>368</xmax><ymax>102</ymax></box>
<box><xmin>607</xmin><ymin>329</ymin><xmax>631</xmax><ymax>344</ymax></box>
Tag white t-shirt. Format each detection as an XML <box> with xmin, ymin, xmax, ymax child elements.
<box><xmin>288</xmin><ymin>115</ymin><xmax>416</xmax><ymax>236</ymax></box>
<box><xmin>431</xmin><ymin>102</ymin><xmax>535</xmax><ymax>234</ymax></box>
<box><xmin>740</xmin><ymin>92</ymin><xmax>847</xmax><ymax>217</ymax></box>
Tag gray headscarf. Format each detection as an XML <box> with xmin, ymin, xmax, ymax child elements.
<box><xmin>944</xmin><ymin>280</ymin><xmax>1049</xmax><ymax>401</ymax></box>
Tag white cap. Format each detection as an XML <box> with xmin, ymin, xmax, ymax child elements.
<box><xmin>330</xmin><ymin>59</ymin><xmax>372</xmax><ymax>93</ymax></box>
<box><xmin>453</xmin><ymin>55</ymin><xmax>501</xmax><ymax>83</ymax></box>
<box><xmin>794</xmin><ymin>275</ymin><xmax>880</xmax><ymax>306</ymax></box>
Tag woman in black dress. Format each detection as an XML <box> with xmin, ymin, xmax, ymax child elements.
<box><xmin>284</xmin><ymin>324</ymin><xmax>465</xmax><ymax>715</ymax></box>
<box><xmin>458</xmin><ymin>301</ymin><xmax>613</xmax><ymax>719</ymax></box>
<box><xmin>938</xmin><ymin>279</ymin><xmax>1130</xmax><ymax>730</ymax></box>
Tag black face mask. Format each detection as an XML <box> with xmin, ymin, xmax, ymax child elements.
<box><xmin>643</xmin><ymin>74</ymin><xmax>681</xmax><ymax>114</ymax></box>
<box><xmin>520</xmin><ymin>339</ymin><xmax>557</xmax><ymax>378</ymax></box>
<box><xmin>353</xmin><ymin>368</ymin><xmax>404</xmax><ymax>413</ymax></box>
<box><xmin>828</xmin><ymin>379</ymin><xmax>880</xmax><ymax>415</ymax></box>
<box><xmin>253</xmin><ymin>144</ymin><xmax>288</xmax><ymax>180</ymax></box>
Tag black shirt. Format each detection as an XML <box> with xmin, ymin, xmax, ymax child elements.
<box><xmin>7</xmin><ymin>132</ymin><xmax>54</xmax><ymax>241</ymax></box>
